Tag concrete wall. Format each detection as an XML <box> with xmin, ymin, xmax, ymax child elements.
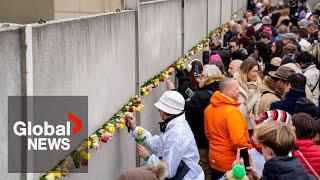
<box><xmin>208</xmin><ymin>0</ymin><xmax>221</xmax><ymax>33</ymax></box>
<box><xmin>237</xmin><ymin>0</ymin><xmax>247</xmax><ymax>18</ymax></box>
<box><xmin>0</xmin><ymin>28</ymin><xmax>22</xmax><ymax>180</ymax></box>
<box><xmin>184</xmin><ymin>0</ymin><xmax>207</xmax><ymax>52</ymax></box>
<box><xmin>139</xmin><ymin>0</ymin><xmax>182</xmax><ymax>134</ymax></box>
<box><xmin>31</xmin><ymin>11</ymin><xmax>136</xmax><ymax>180</ymax></box>
<box><xmin>221</xmin><ymin>0</ymin><xmax>232</xmax><ymax>24</ymax></box>
<box><xmin>0</xmin><ymin>1</ymin><xmax>245</xmax><ymax>179</ymax></box>
<box><xmin>232</xmin><ymin>0</ymin><xmax>237</xmax><ymax>14</ymax></box>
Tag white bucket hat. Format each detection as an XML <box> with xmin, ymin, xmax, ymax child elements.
<box><xmin>154</xmin><ymin>91</ymin><xmax>185</xmax><ymax>115</ymax></box>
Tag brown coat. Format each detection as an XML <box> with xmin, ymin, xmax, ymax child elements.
<box><xmin>258</xmin><ymin>77</ymin><xmax>314</xmax><ymax>114</ymax></box>
<box><xmin>258</xmin><ymin>77</ymin><xmax>282</xmax><ymax>114</ymax></box>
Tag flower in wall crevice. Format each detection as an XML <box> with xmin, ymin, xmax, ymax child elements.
<box><xmin>41</xmin><ymin>96</ymin><xmax>143</xmax><ymax>180</ymax></box>
<box><xmin>139</xmin><ymin>24</ymin><xmax>230</xmax><ymax>97</ymax></box>
<box><xmin>40</xmin><ymin>16</ymin><xmax>235</xmax><ymax>179</ymax></box>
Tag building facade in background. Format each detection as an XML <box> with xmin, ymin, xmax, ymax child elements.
<box><xmin>0</xmin><ymin>0</ymin><xmax>124</xmax><ymax>24</ymax></box>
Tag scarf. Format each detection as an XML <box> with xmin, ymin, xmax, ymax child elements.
<box><xmin>159</xmin><ymin>112</ymin><xmax>184</xmax><ymax>133</ymax></box>
<box><xmin>239</xmin><ymin>79</ymin><xmax>260</xmax><ymax>99</ymax></box>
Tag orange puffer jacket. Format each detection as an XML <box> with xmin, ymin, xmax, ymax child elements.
<box><xmin>204</xmin><ymin>91</ymin><xmax>252</xmax><ymax>172</ymax></box>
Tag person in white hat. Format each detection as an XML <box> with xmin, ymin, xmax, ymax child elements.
<box><xmin>128</xmin><ymin>91</ymin><xmax>204</xmax><ymax>180</ymax></box>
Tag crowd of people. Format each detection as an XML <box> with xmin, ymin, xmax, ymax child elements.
<box><xmin>118</xmin><ymin>0</ymin><xmax>320</xmax><ymax>180</ymax></box>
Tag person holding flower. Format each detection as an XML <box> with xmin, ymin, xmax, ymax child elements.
<box><xmin>128</xmin><ymin>91</ymin><xmax>204</xmax><ymax>180</ymax></box>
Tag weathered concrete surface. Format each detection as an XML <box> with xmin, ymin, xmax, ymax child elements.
<box><xmin>221</xmin><ymin>0</ymin><xmax>232</xmax><ymax>24</ymax></box>
<box><xmin>0</xmin><ymin>1</ymin><xmax>246</xmax><ymax>179</ymax></box>
<box><xmin>31</xmin><ymin>11</ymin><xmax>137</xmax><ymax>180</ymax></box>
<box><xmin>184</xmin><ymin>0</ymin><xmax>208</xmax><ymax>53</ymax></box>
<box><xmin>232</xmin><ymin>0</ymin><xmax>238</xmax><ymax>15</ymax></box>
<box><xmin>208</xmin><ymin>0</ymin><xmax>221</xmax><ymax>33</ymax></box>
<box><xmin>0</xmin><ymin>28</ymin><xmax>22</xmax><ymax>180</ymax></box>
<box><xmin>138</xmin><ymin>0</ymin><xmax>182</xmax><ymax>135</ymax></box>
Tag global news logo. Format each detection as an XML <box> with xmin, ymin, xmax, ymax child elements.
<box><xmin>12</xmin><ymin>112</ymin><xmax>82</xmax><ymax>151</ymax></box>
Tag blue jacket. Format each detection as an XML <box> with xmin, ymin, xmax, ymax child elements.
<box><xmin>262</xmin><ymin>156</ymin><xmax>316</xmax><ymax>180</ymax></box>
<box><xmin>270</xmin><ymin>88</ymin><xmax>306</xmax><ymax>115</ymax></box>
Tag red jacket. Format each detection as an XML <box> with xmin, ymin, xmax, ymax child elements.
<box><xmin>293</xmin><ymin>139</ymin><xmax>320</xmax><ymax>176</ymax></box>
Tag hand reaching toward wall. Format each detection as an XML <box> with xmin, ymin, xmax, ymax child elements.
<box><xmin>166</xmin><ymin>80</ymin><xmax>175</xmax><ymax>90</ymax></box>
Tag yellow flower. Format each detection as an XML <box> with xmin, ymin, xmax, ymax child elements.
<box><xmin>105</xmin><ymin>124</ymin><xmax>115</xmax><ymax>134</ymax></box>
<box><xmin>45</xmin><ymin>171</ymin><xmax>61</xmax><ymax>180</ymax></box>
<box><xmin>117</xmin><ymin>123</ymin><xmax>125</xmax><ymax>131</ymax></box>
<box><xmin>79</xmin><ymin>150</ymin><xmax>87</xmax><ymax>158</ymax></box>
<box><xmin>45</xmin><ymin>173</ymin><xmax>55</xmax><ymax>180</ymax></box>
<box><xmin>108</xmin><ymin>126</ymin><xmax>115</xmax><ymax>134</ymax></box>
<box><xmin>138</xmin><ymin>104</ymin><xmax>144</xmax><ymax>110</ymax></box>
<box><xmin>137</xmin><ymin>128</ymin><xmax>144</xmax><ymax>136</ymax></box>
<box><xmin>141</xmin><ymin>87</ymin><xmax>147</xmax><ymax>92</ymax></box>
<box><xmin>79</xmin><ymin>150</ymin><xmax>90</xmax><ymax>161</ymax></box>
<box><xmin>142</xmin><ymin>91</ymin><xmax>149</xmax><ymax>96</ymax></box>
<box><xmin>53</xmin><ymin>172</ymin><xmax>62</xmax><ymax>178</ymax></box>
<box><xmin>135</xmin><ymin>104</ymin><xmax>144</xmax><ymax>112</ymax></box>
<box><xmin>87</xmin><ymin>140</ymin><xmax>92</xmax><ymax>149</ymax></box>
<box><xmin>135</xmin><ymin>106</ymin><xmax>142</xmax><ymax>112</ymax></box>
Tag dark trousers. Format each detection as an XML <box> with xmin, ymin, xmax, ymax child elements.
<box><xmin>211</xmin><ymin>168</ymin><xmax>225</xmax><ymax>180</ymax></box>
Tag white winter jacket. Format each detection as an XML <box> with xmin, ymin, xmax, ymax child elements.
<box><xmin>132</xmin><ymin>113</ymin><xmax>204</xmax><ymax>180</ymax></box>
<box><xmin>303</xmin><ymin>64</ymin><xmax>320</xmax><ymax>106</ymax></box>
<box><xmin>299</xmin><ymin>39</ymin><xmax>312</xmax><ymax>52</ymax></box>
<box><xmin>238</xmin><ymin>81</ymin><xmax>261</xmax><ymax>130</ymax></box>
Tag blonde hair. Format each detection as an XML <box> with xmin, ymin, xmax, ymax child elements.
<box><xmin>256</xmin><ymin>121</ymin><xmax>296</xmax><ymax>156</ymax></box>
<box><xmin>277</xmin><ymin>25</ymin><xmax>289</xmax><ymax>34</ymax></box>
<box><xmin>236</xmin><ymin>57</ymin><xmax>263</xmax><ymax>87</ymax></box>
